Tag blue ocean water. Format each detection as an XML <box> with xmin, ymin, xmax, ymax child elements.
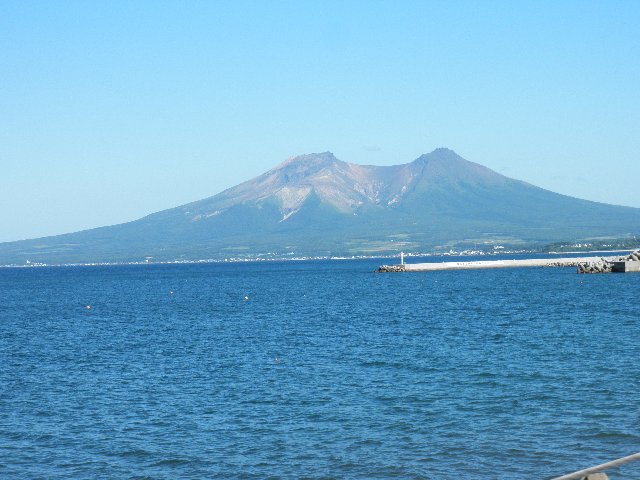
<box><xmin>0</xmin><ymin>258</ymin><xmax>639</xmax><ymax>479</ymax></box>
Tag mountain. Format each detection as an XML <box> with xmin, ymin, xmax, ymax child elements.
<box><xmin>2</xmin><ymin>148</ymin><xmax>639</xmax><ymax>264</ymax></box>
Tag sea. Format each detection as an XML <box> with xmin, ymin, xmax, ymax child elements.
<box><xmin>1</xmin><ymin>256</ymin><xmax>639</xmax><ymax>479</ymax></box>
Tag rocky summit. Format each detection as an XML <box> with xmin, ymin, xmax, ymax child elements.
<box><xmin>1</xmin><ymin>148</ymin><xmax>640</xmax><ymax>264</ymax></box>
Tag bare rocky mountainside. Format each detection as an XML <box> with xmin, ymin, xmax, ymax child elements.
<box><xmin>2</xmin><ymin>148</ymin><xmax>639</xmax><ymax>264</ymax></box>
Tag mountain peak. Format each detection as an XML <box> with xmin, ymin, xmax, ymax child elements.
<box><xmin>414</xmin><ymin>147</ymin><xmax>462</xmax><ymax>164</ymax></box>
<box><xmin>275</xmin><ymin>151</ymin><xmax>339</xmax><ymax>170</ymax></box>
<box><xmin>432</xmin><ymin>147</ymin><xmax>457</xmax><ymax>154</ymax></box>
<box><xmin>409</xmin><ymin>148</ymin><xmax>507</xmax><ymax>185</ymax></box>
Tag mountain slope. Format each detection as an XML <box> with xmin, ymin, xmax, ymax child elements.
<box><xmin>1</xmin><ymin>149</ymin><xmax>639</xmax><ymax>264</ymax></box>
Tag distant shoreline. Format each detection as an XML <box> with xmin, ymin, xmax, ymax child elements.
<box><xmin>2</xmin><ymin>248</ymin><xmax>638</xmax><ymax>269</ymax></box>
<box><xmin>547</xmin><ymin>249</ymin><xmax>635</xmax><ymax>254</ymax></box>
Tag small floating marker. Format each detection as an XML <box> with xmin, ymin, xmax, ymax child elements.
<box><xmin>244</xmin><ymin>295</ymin><xmax>250</xmax><ymax>301</ymax></box>
<box><xmin>274</xmin><ymin>357</ymin><xmax>282</xmax><ymax>364</ymax></box>
<box><xmin>85</xmin><ymin>305</ymin><xmax>91</xmax><ymax>310</ymax></box>
<box><xmin>169</xmin><ymin>291</ymin><xmax>174</xmax><ymax>295</ymax></box>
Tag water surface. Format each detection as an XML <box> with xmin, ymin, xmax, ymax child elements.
<box><xmin>1</xmin><ymin>259</ymin><xmax>639</xmax><ymax>478</ymax></box>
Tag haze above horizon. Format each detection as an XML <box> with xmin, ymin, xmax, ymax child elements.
<box><xmin>1</xmin><ymin>1</ymin><xmax>639</xmax><ymax>242</ymax></box>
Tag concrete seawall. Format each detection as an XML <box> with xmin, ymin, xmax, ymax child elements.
<box><xmin>378</xmin><ymin>256</ymin><xmax>615</xmax><ymax>272</ymax></box>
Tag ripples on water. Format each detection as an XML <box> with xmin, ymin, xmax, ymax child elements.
<box><xmin>0</xmin><ymin>259</ymin><xmax>639</xmax><ymax>478</ymax></box>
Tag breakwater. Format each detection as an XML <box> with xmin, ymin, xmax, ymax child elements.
<box><xmin>576</xmin><ymin>250</ymin><xmax>640</xmax><ymax>274</ymax></box>
<box><xmin>378</xmin><ymin>250</ymin><xmax>640</xmax><ymax>273</ymax></box>
<box><xmin>378</xmin><ymin>257</ymin><xmax>602</xmax><ymax>272</ymax></box>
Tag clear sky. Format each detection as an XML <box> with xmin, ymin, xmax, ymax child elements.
<box><xmin>1</xmin><ymin>0</ymin><xmax>639</xmax><ymax>242</ymax></box>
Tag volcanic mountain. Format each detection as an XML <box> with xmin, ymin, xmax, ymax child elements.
<box><xmin>2</xmin><ymin>148</ymin><xmax>639</xmax><ymax>264</ymax></box>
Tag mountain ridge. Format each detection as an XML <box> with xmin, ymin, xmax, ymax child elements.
<box><xmin>176</xmin><ymin>148</ymin><xmax>513</xmax><ymax>222</ymax></box>
<box><xmin>1</xmin><ymin>148</ymin><xmax>639</xmax><ymax>264</ymax></box>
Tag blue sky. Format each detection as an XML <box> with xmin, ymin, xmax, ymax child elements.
<box><xmin>1</xmin><ymin>1</ymin><xmax>639</xmax><ymax>242</ymax></box>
